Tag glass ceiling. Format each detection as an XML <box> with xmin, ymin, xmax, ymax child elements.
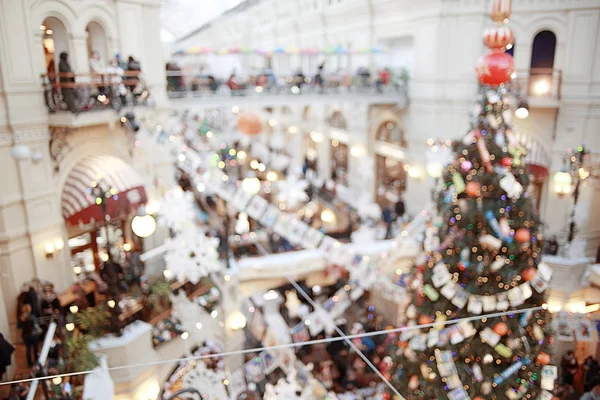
<box><xmin>160</xmin><ymin>0</ymin><xmax>246</xmax><ymax>42</ymax></box>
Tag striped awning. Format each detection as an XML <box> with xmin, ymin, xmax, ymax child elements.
<box><xmin>62</xmin><ymin>155</ymin><xmax>147</xmax><ymax>226</ymax></box>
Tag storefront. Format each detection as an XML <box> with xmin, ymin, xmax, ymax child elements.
<box><xmin>374</xmin><ymin>121</ymin><xmax>407</xmax><ymax>206</ymax></box>
<box><xmin>61</xmin><ymin>155</ymin><xmax>148</xmax><ymax>276</ymax></box>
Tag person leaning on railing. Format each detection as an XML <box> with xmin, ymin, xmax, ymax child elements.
<box><xmin>58</xmin><ymin>52</ymin><xmax>79</xmax><ymax>113</ymax></box>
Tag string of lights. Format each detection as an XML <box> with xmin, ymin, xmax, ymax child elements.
<box><xmin>0</xmin><ymin>306</ymin><xmax>544</xmax><ymax>388</ymax></box>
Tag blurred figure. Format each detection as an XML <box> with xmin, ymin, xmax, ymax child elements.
<box><xmin>584</xmin><ymin>356</ymin><xmax>600</xmax><ymax>392</ymax></box>
<box><xmin>58</xmin><ymin>52</ymin><xmax>79</xmax><ymax>112</ymax></box>
<box><xmin>126</xmin><ymin>55</ymin><xmax>141</xmax><ymax>94</ymax></box>
<box><xmin>314</xmin><ymin>62</ymin><xmax>325</xmax><ymax>92</ymax></box>
<box><xmin>376</xmin><ymin>68</ymin><xmax>390</xmax><ymax>93</ymax></box>
<box><xmin>18</xmin><ymin>304</ymin><xmax>40</xmax><ymax>367</ymax></box>
<box><xmin>562</xmin><ymin>350</ymin><xmax>579</xmax><ymax>385</ymax></box>
<box><xmin>89</xmin><ymin>50</ymin><xmax>105</xmax><ymax>74</ymax></box>
<box><xmin>582</xmin><ymin>384</ymin><xmax>600</xmax><ymax>400</ymax></box>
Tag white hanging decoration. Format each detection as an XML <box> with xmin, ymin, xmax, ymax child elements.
<box><xmin>235</xmin><ymin>212</ymin><xmax>250</xmax><ymax>234</ymax></box>
<box><xmin>170</xmin><ymin>291</ymin><xmax>201</xmax><ymax>334</ymax></box>
<box><xmin>351</xmin><ymin>224</ymin><xmax>378</xmax><ymax>243</ymax></box>
<box><xmin>163</xmin><ymin>228</ymin><xmax>221</xmax><ymax>284</ymax></box>
<box><xmin>263</xmin><ymin>367</ymin><xmax>318</xmax><ymax>400</ymax></box>
<box><xmin>276</xmin><ymin>174</ymin><xmax>309</xmax><ymax>209</ymax></box>
<box><xmin>499</xmin><ymin>173</ymin><xmax>523</xmax><ymax>199</ymax></box>
<box><xmin>181</xmin><ymin>360</ymin><xmax>228</xmax><ymax>400</ymax></box>
<box><xmin>355</xmin><ymin>193</ymin><xmax>381</xmax><ymax>221</ymax></box>
<box><xmin>158</xmin><ymin>188</ymin><xmax>196</xmax><ymax>233</ymax></box>
<box><xmin>285</xmin><ymin>290</ymin><xmax>302</xmax><ymax>319</ymax></box>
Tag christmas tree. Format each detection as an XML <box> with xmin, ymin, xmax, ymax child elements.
<box><xmin>391</xmin><ymin>1</ymin><xmax>555</xmax><ymax>399</ymax></box>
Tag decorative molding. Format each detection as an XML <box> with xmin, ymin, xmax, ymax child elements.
<box><xmin>49</xmin><ymin>127</ymin><xmax>76</xmax><ymax>173</ymax></box>
<box><xmin>14</xmin><ymin>128</ymin><xmax>49</xmax><ymax>144</ymax></box>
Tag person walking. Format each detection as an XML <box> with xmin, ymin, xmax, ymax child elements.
<box><xmin>18</xmin><ymin>304</ymin><xmax>41</xmax><ymax>367</ymax></box>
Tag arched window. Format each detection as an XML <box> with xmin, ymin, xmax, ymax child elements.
<box><xmin>86</xmin><ymin>21</ymin><xmax>108</xmax><ymax>63</ymax></box>
<box><xmin>329</xmin><ymin>110</ymin><xmax>347</xmax><ymax>130</ymax></box>
<box><xmin>41</xmin><ymin>17</ymin><xmax>69</xmax><ymax>72</ymax></box>
<box><xmin>529</xmin><ymin>30</ymin><xmax>557</xmax><ymax>97</ymax></box>
<box><xmin>530</xmin><ymin>30</ymin><xmax>556</xmax><ymax>71</ymax></box>
<box><xmin>375</xmin><ymin>121</ymin><xmax>406</xmax><ymax>147</ymax></box>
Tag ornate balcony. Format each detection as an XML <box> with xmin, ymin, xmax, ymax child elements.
<box><xmin>41</xmin><ymin>71</ymin><xmax>151</xmax><ymax>126</ymax></box>
<box><xmin>511</xmin><ymin>68</ymin><xmax>562</xmax><ymax>107</ymax></box>
<box><xmin>165</xmin><ymin>71</ymin><xmax>409</xmax><ymax>109</ymax></box>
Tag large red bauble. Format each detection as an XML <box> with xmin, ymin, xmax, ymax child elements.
<box><xmin>537</xmin><ymin>351</ymin><xmax>551</xmax><ymax>365</ymax></box>
<box><xmin>515</xmin><ymin>228</ymin><xmax>530</xmax><ymax>243</ymax></box>
<box><xmin>236</xmin><ymin>112</ymin><xmax>263</xmax><ymax>135</ymax></box>
<box><xmin>418</xmin><ymin>315</ymin><xmax>433</xmax><ymax>325</ymax></box>
<box><xmin>476</xmin><ymin>52</ymin><xmax>515</xmax><ymax>87</ymax></box>
<box><xmin>466</xmin><ymin>181</ymin><xmax>481</xmax><ymax>197</ymax></box>
<box><xmin>522</xmin><ymin>267</ymin><xmax>536</xmax><ymax>281</ymax></box>
<box><xmin>501</xmin><ymin>157</ymin><xmax>513</xmax><ymax>167</ymax></box>
<box><xmin>493</xmin><ymin>322</ymin><xmax>509</xmax><ymax>336</ymax></box>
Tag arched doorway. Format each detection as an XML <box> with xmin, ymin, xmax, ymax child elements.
<box><xmin>41</xmin><ymin>17</ymin><xmax>69</xmax><ymax>77</ymax></box>
<box><xmin>529</xmin><ymin>30</ymin><xmax>557</xmax><ymax>97</ymax></box>
<box><xmin>329</xmin><ymin>110</ymin><xmax>347</xmax><ymax>130</ymax></box>
<box><xmin>374</xmin><ymin>121</ymin><xmax>407</xmax><ymax>205</ymax></box>
<box><xmin>86</xmin><ymin>21</ymin><xmax>108</xmax><ymax>63</ymax></box>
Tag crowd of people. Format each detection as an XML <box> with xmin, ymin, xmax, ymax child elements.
<box><xmin>165</xmin><ymin>61</ymin><xmax>407</xmax><ymax>96</ymax></box>
<box><xmin>46</xmin><ymin>50</ymin><xmax>146</xmax><ymax>113</ymax></box>
<box><xmin>556</xmin><ymin>350</ymin><xmax>600</xmax><ymax>400</ymax></box>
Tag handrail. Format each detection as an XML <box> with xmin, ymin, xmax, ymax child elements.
<box><xmin>511</xmin><ymin>68</ymin><xmax>562</xmax><ymax>101</ymax></box>
<box><xmin>40</xmin><ymin>71</ymin><xmax>150</xmax><ymax>113</ymax></box>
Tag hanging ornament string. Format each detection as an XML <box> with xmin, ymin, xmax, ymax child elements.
<box><xmin>0</xmin><ymin>306</ymin><xmax>544</xmax><ymax>388</ymax></box>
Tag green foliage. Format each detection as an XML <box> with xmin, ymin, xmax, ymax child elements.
<box><xmin>147</xmin><ymin>280</ymin><xmax>172</xmax><ymax>312</ymax></box>
<box><xmin>76</xmin><ymin>306</ymin><xmax>110</xmax><ymax>338</ymax></box>
<box><xmin>65</xmin><ymin>334</ymin><xmax>99</xmax><ymax>373</ymax></box>
<box><xmin>390</xmin><ymin>86</ymin><xmax>553</xmax><ymax>400</ymax></box>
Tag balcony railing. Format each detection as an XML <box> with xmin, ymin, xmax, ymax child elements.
<box><xmin>165</xmin><ymin>71</ymin><xmax>408</xmax><ymax>99</ymax></box>
<box><xmin>41</xmin><ymin>71</ymin><xmax>150</xmax><ymax>113</ymax></box>
<box><xmin>511</xmin><ymin>68</ymin><xmax>562</xmax><ymax>102</ymax></box>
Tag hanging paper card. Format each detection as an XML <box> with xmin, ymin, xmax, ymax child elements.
<box><xmin>259</xmin><ymin>204</ymin><xmax>280</xmax><ymax>227</ymax></box>
<box><xmin>520</xmin><ymin>282</ymin><xmax>533</xmax><ymax>300</ymax></box>
<box><xmin>468</xmin><ymin>296</ymin><xmax>483</xmax><ymax>314</ymax></box>
<box><xmin>409</xmin><ymin>334</ymin><xmax>427</xmax><ymax>351</ymax></box>
<box><xmin>273</xmin><ymin>213</ymin><xmax>292</xmax><ymax>237</ymax></box>
<box><xmin>496</xmin><ymin>293</ymin><xmax>509</xmax><ymax>310</ymax></box>
<box><xmin>428</xmin><ymin>330</ymin><xmax>440</xmax><ymax>347</ymax></box>
<box><xmin>220</xmin><ymin>181</ymin><xmax>238</xmax><ymax>201</ymax></box>
<box><xmin>446</xmin><ymin>374</ymin><xmax>463</xmax><ymax>390</ymax></box>
<box><xmin>452</xmin><ymin>173</ymin><xmax>466</xmax><ymax>194</ymax></box>
<box><xmin>231</xmin><ymin>187</ymin><xmax>254</xmax><ymax>210</ymax></box>
<box><xmin>451</xmin><ymin>289</ymin><xmax>469</xmax><ymax>309</ymax></box>
<box><xmin>288</xmin><ymin>219</ymin><xmax>309</xmax><ymax>245</ymax></box>
<box><xmin>246</xmin><ymin>195</ymin><xmax>269</xmax><ymax>220</ymax></box>
<box><xmin>508</xmin><ymin>287</ymin><xmax>524</xmax><ymax>306</ymax></box>
<box><xmin>259</xmin><ymin>350</ymin><xmax>278</xmax><ymax>374</ymax></box>
<box><xmin>447</xmin><ymin>387</ymin><xmax>470</xmax><ymax>400</ymax></box>
<box><xmin>449</xmin><ymin>326</ymin><xmax>465</xmax><ymax>345</ymax></box>
<box><xmin>437</xmin><ymin>362</ymin><xmax>456</xmax><ymax>377</ymax></box>
<box><xmin>244</xmin><ymin>357</ymin><xmax>265</xmax><ymax>383</ymax></box>
<box><xmin>441</xmin><ymin>282</ymin><xmax>459</xmax><ymax>300</ymax></box>
<box><xmin>290</xmin><ymin>322</ymin><xmax>310</xmax><ymax>343</ymax></box>
<box><xmin>457</xmin><ymin>321</ymin><xmax>477</xmax><ymax>338</ymax></box>
<box><xmin>541</xmin><ymin>366</ymin><xmax>558</xmax><ymax>391</ymax></box>
<box><xmin>480</xmin><ymin>328</ymin><xmax>501</xmax><ymax>346</ymax></box>
<box><xmin>574</xmin><ymin>319</ymin><xmax>594</xmax><ymax>342</ymax></box>
<box><xmin>482</xmin><ymin>296</ymin><xmax>497</xmax><ymax>312</ymax></box>
<box><xmin>531</xmin><ymin>273</ymin><xmax>549</xmax><ymax>293</ymax></box>
<box><xmin>432</xmin><ymin>270</ymin><xmax>451</xmax><ymax>288</ymax></box>
<box><xmin>301</xmin><ymin>227</ymin><xmax>324</xmax><ymax>249</ymax></box>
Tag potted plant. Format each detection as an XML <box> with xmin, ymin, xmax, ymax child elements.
<box><xmin>76</xmin><ymin>305</ymin><xmax>110</xmax><ymax>338</ymax></box>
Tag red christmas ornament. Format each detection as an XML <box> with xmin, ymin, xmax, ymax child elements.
<box><xmin>537</xmin><ymin>351</ymin><xmax>551</xmax><ymax>365</ymax></box>
<box><xmin>483</xmin><ymin>26</ymin><xmax>514</xmax><ymax>49</ymax></box>
<box><xmin>522</xmin><ymin>267</ymin><xmax>536</xmax><ymax>281</ymax></box>
<box><xmin>515</xmin><ymin>228</ymin><xmax>530</xmax><ymax>243</ymax></box>
<box><xmin>476</xmin><ymin>52</ymin><xmax>515</xmax><ymax>87</ymax></box>
<box><xmin>493</xmin><ymin>322</ymin><xmax>509</xmax><ymax>336</ymax></box>
<box><xmin>418</xmin><ymin>315</ymin><xmax>433</xmax><ymax>325</ymax></box>
<box><xmin>501</xmin><ymin>157</ymin><xmax>513</xmax><ymax>167</ymax></box>
<box><xmin>466</xmin><ymin>181</ymin><xmax>481</xmax><ymax>197</ymax></box>
<box><xmin>236</xmin><ymin>112</ymin><xmax>263</xmax><ymax>135</ymax></box>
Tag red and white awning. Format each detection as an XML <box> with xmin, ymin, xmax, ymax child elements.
<box><xmin>62</xmin><ymin>155</ymin><xmax>147</xmax><ymax>226</ymax></box>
